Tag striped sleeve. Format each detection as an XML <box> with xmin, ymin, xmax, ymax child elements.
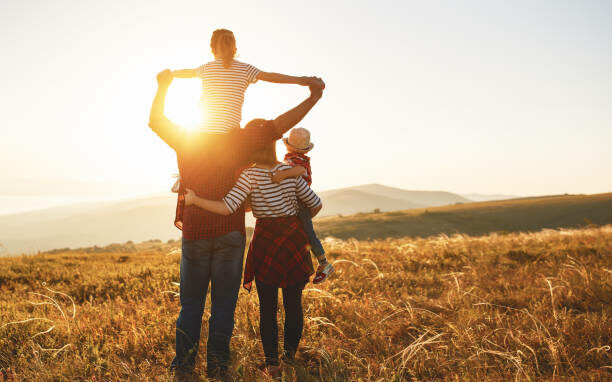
<box><xmin>295</xmin><ymin>176</ymin><xmax>321</xmax><ymax>209</ymax></box>
<box><xmin>222</xmin><ymin>170</ymin><xmax>252</xmax><ymax>213</ymax></box>
<box><xmin>245</xmin><ymin>64</ymin><xmax>260</xmax><ymax>84</ymax></box>
<box><xmin>195</xmin><ymin>64</ymin><xmax>206</xmax><ymax>79</ymax></box>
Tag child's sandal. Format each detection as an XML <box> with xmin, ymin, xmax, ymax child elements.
<box><xmin>313</xmin><ymin>262</ymin><xmax>334</xmax><ymax>284</ymax></box>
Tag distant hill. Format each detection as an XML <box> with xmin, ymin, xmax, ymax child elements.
<box><xmin>315</xmin><ymin>193</ymin><xmax>612</xmax><ymax>240</ymax></box>
<box><xmin>460</xmin><ymin>193</ymin><xmax>520</xmax><ymax>202</ymax></box>
<box><xmin>319</xmin><ymin>184</ymin><xmax>470</xmax><ymax>215</ymax></box>
<box><xmin>318</xmin><ymin>189</ymin><xmax>421</xmax><ymax>216</ymax></box>
<box><xmin>0</xmin><ymin>184</ymin><xmax>472</xmax><ymax>255</ymax></box>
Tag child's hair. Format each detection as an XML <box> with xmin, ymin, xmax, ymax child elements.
<box><xmin>210</xmin><ymin>29</ymin><xmax>237</xmax><ymax>69</ymax></box>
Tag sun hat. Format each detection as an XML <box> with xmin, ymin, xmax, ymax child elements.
<box><xmin>283</xmin><ymin>127</ymin><xmax>314</xmax><ymax>153</ymax></box>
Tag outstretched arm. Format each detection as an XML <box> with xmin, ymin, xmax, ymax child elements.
<box><xmin>171</xmin><ymin>69</ymin><xmax>197</xmax><ymax>78</ymax></box>
<box><xmin>273</xmin><ymin>79</ymin><xmax>325</xmax><ymax>136</ymax></box>
<box><xmin>257</xmin><ymin>72</ymin><xmax>315</xmax><ymax>86</ymax></box>
<box><xmin>184</xmin><ymin>189</ymin><xmax>231</xmax><ymax>215</ymax></box>
<box><xmin>148</xmin><ymin>69</ymin><xmax>184</xmax><ymax>150</ymax></box>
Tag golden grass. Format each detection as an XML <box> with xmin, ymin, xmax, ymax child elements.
<box><xmin>0</xmin><ymin>226</ymin><xmax>611</xmax><ymax>381</ymax></box>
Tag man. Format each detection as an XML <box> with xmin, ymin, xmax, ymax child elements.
<box><xmin>148</xmin><ymin>69</ymin><xmax>324</xmax><ymax>379</ymax></box>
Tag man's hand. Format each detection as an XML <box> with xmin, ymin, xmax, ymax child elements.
<box><xmin>157</xmin><ymin>69</ymin><xmax>173</xmax><ymax>87</ymax></box>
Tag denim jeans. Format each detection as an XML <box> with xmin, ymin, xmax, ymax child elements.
<box><xmin>296</xmin><ymin>200</ymin><xmax>325</xmax><ymax>259</ymax></box>
<box><xmin>171</xmin><ymin>231</ymin><xmax>246</xmax><ymax>375</ymax></box>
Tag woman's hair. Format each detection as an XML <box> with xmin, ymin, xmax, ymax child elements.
<box><xmin>249</xmin><ymin>141</ymin><xmax>278</xmax><ymax>167</ymax></box>
<box><xmin>244</xmin><ymin>118</ymin><xmax>278</xmax><ymax>166</ymax></box>
<box><xmin>210</xmin><ymin>29</ymin><xmax>237</xmax><ymax>69</ymax></box>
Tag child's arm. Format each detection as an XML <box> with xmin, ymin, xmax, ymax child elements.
<box><xmin>171</xmin><ymin>69</ymin><xmax>197</xmax><ymax>78</ymax></box>
<box><xmin>257</xmin><ymin>72</ymin><xmax>321</xmax><ymax>86</ymax></box>
<box><xmin>185</xmin><ymin>189</ymin><xmax>231</xmax><ymax>215</ymax></box>
<box><xmin>271</xmin><ymin>166</ymin><xmax>306</xmax><ymax>183</ymax></box>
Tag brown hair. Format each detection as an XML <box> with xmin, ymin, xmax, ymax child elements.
<box><xmin>249</xmin><ymin>142</ymin><xmax>278</xmax><ymax>167</ymax></box>
<box><xmin>210</xmin><ymin>29</ymin><xmax>237</xmax><ymax>69</ymax></box>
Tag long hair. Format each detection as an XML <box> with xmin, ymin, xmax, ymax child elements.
<box><xmin>210</xmin><ymin>29</ymin><xmax>237</xmax><ymax>69</ymax></box>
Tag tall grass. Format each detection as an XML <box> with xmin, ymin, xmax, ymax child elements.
<box><xmin>0</xmin><ymin>226</ymin><xmax>610</xmax><ymax>381</ymax></box>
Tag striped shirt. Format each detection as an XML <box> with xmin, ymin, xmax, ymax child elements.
<box><xmin>223</xmin><ymin>164</ymin><xmax>322</xmax><ymax>218</ymax></box>
<box><xmin>195</xmin><ymin>59</ymin><xmax>260</xmax><ymax>134</ymax></box>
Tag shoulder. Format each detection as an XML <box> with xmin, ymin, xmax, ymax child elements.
<box><xmin>232</xmin><ymin>60</ymin><xmax>258</xmax><ymax>71</ymax></box>
<box><xmin>277</xmin><ymin>164</ymin><xmax>293</xmax><ymax>171</ymax></box>
<box><xmin>231</xmin><ymin>59</ymin><xmax>251</xmax><ymax>67</ymax></box>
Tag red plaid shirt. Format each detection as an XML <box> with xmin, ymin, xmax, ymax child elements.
<box><xmin>150</xmin><ymin>117</ymin><xmax>281</xmax><ymax>240</ymax></box>
<box><xmin>284</xmin><ymin>152</ymin><xmax>312</xmax><ymax>186</ymax></box>
<box><xmin>243</xmin><ymin>216</ymin><xmax>314</xmax><ymax>290</ymax></box>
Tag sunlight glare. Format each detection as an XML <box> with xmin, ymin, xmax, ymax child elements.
<box><xmin>165</xmin><ymin>80</ymin><xmax>203</xmax><ymax>131</ymax></box>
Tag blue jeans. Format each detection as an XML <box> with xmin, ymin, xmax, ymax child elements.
<box><xmin>171</xmin><ymin>231</ymin><xmax>246</xmax><ymax>375</ymax></box>
<box><xmin>297</xmin><ymin>201</ymin><xmax>325</xmax><ymax>260</ymax></box>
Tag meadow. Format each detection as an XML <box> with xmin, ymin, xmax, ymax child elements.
<box><xmin>0</xmin><ymin>225</ymin><xmax>611</xmax><ymax>381</ymax></box>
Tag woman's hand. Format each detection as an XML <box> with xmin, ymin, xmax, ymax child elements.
<box><xmin>184</xmin><ymin>188</ymin><xmax>196</xmax><ymax>205</ymax></box>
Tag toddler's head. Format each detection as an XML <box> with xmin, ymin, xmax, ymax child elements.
<box><xmin>283</xmin><ymin>127</ymin><xmax>314</xmax><ymax>154</ymax></box>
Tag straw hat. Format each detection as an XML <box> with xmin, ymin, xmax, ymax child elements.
<box><xmin>282</xmin><ymin>127</ymin><xmax>314</xmax><ymax>153</ymax></box>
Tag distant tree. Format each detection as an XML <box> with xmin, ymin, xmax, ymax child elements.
<box><xmin>373</xmin><ymin>208</ymin><xmax>381</xmax><ymax>214</ymax></box>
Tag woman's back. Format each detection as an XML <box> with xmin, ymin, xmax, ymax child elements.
<box><xmin>223</xmin><ymin>163</ymin><xmax>321</xmax><ymax>218</ymax></box>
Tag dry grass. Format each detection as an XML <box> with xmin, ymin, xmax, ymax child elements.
<box><xmin>0</xmin><ymin>226</ymin><xmax>611</xmax><ymax>381</ymax></box>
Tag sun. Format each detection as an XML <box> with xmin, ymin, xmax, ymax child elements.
<box><xmin>164</xmin><ymin>80</ymin><xmax>203</xmax><ymax>130</ymax></box>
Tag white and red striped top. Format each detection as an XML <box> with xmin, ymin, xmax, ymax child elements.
<box><xmin>223</xmin><ymin>163</ymin><xmax>322</xmax><ymax>218</ymax></box>
<box><xmin>195</xmin><ymin>58</ymin><xmax>260</xmax><ymax>134</ymax></box>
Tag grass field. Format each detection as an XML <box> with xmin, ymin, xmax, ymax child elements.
<box><xmin>1</xmin><ymin>224</ymin><xmax>610</xmax><ymax>381</ymax></box>
<box><xmin>315</xmin><ymin>193</ymin><xmax>612</xmax><ymax>241</ymax></box>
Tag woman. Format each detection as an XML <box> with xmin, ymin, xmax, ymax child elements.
<box><xmin>184</xmin><ymin>140</ymin><xmax>322</xmax><ymax>374</ymax></box>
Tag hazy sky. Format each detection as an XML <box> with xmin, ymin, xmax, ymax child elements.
<box><xmin>1</xmin><ymin>0</ymin><xmax>611</xmax><ymax>212</ymax></box>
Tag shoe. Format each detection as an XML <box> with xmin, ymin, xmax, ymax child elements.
<box><xmin>313</xmin><ymin>262</ymin><xmax>334</xmax><ymax>284</ymax></box>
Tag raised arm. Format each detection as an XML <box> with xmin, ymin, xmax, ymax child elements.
<box><xmin>184</xmin><ymin>189</ymin><xmax>231</xmax><ymax>215</ymax></box>
<box><xmin>148</xmin><ymin>69</ymin><xmax>184</xmax><ymax>150</ymax></box>
<box><xmin>273</xmin><ymin>79</ymin><xmax>325</xmax><ymax>136</ymax></box>
<box><xmin>256</xmin><ymin>72</ymin><xmax>314</xmax><ymax>86</ymax></box>
<box><xmin>171</xmin><ymin>69</ymin><xmax>197</xmax><ymax>78</ymax></box>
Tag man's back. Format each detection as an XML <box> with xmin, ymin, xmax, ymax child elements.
<box><xmin>170</xmin><ymin>121</ymin><xmax>281</xmax><ymax>240</ymax></box>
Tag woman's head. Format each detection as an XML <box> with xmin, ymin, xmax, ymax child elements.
<box><xmin>249</xmin><ymin>142</ymin><xmax>278</xmax><ymax>167</ymax></box>
<box><xmin>210</xmin><ymin>29</ymin><xmax>237</xmax><ymax>68</ymax></box>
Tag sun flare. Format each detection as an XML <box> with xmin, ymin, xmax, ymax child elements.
<box><xmin>164</xmin><ymin>80</ymin><xmax>203</xmax><ymax>130</ymax></box>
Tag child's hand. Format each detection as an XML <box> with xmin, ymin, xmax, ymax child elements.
<box><xmin>184</xmin><ymin>188</ymin><xmax>196</xmax><ymax>205</ymax></box>
<box><xmin>305</xmin><ymin>76</ymin><xmax>325</xmax><ymax>90</ymax></box>
<box><xmin>271</xmin><ymin>172</ymin><xmax>283</xmax><ymax>184</ymax></box>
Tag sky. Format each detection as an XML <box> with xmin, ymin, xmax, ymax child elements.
<box><xmin>1</xmin><ymin>0</ymin><xmax>611</xmax><ymax>214</ymax></box>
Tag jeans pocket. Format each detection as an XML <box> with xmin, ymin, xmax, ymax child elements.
<box><xmin>216</xmin><ymin>231</ymin><xmax>246</xmax><ymax>249</ymax></box>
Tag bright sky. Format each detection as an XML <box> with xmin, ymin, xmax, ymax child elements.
<box><xmin>1</xmin><ymin>0</ymin><xmax>611</xmax><ymax>212</ymax></box>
